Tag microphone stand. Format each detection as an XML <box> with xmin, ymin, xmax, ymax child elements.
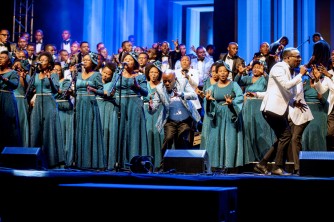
<box><xmin>24</xmin><ymin>64</ymin><xmax>38</xmax><ymax>101</ymax></box>
<box><xmin>71</xmin><ymin>67</ymin><xmax>78</xmax><ymax>168</ymax></box>
<box><xmin>296</xmin><ymin>37</ymin><xmax>310</xmax><ymax>49</ymax></box>
<box><xmin>109</xmin><ymin>65</ymin><xmax>125</xmax><ymax>172</ymax></box>
<box><xmin>24</xmin><ymin>65</ymin><xmax>37</xmax><ymax>147</ymax></box>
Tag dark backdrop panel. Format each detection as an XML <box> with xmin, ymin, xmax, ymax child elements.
<box><xmin>33</xmin><ymin>0</ymin><xmax>84</xmax><ymax>46</ymax></box>
<box><xmin>0</xmin><ymin>1</ymin><xmax>14</xmax><ymax>35</ymax></box>
<box><xmin>213</xmin><ymin>0</ymin><xmax>237</xmax><ymax>61</ymax></box>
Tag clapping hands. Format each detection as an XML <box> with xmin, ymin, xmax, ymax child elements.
<box><xmin>294</xmin><ymin>99</ymin><xmax>308</xmax><ymax>113</ymax></box>
<box><xmin>205</xmin><ymin>90</ymin><xmax>215</xmax><ymax>101</ymax></box>
<box><xmin>224</xmin><ymin>94</ymin><xmax>233</xmax><ymax>105</ymax></box>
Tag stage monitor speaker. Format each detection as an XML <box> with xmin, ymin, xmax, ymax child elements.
<box><xmin>299</xmin><ymin>151</ymin><xmax>334</xmax><ymax>177</ymax></box>
<box><xmin>163</xmin><ymin>149</ymin><xmax>211</xmax><ymax>174</ymax></box>
<box><xmin>0</xmin><ymin>147</ymin><xmax>46</xmax><ymax>170</ymax></box>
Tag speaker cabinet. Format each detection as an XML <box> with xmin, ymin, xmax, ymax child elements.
<box><xmin>163</xmin><ymin>149</ymin><xmax>211</xmax><ymax>174</ymax></box>
<box><xmin>299</xmin><ymin>151</ymin><xmax>334</xmax><ymax>177</ymax></box>
<box><xmin>0</xmin><ymin>147</ymin><xmax>46</xmax><ymax>170</ymax></box>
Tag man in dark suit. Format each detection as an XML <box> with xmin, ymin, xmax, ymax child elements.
<box><xmin>305</xmin><ymin>32</ymin><xmax>331</xmax><ymax>68</ymax></box>
<box><xmin>156</xmin><ymin>40</ymin><xmax>181</xmax><ymax>71</ymax></box>
<box><xmin>219</xmin><ymin>42</ymin><xmax>246</xmax><ymax>80</ymax></box>
<box><xmin>60</xmin><ymin>29</ymin><xmax>72</xmax><ymax>54</ymax></box>
<box><xmin>269</xmin><ymin>36</ymin><xmax>289</xmax><ymax>62</ymax></box>
<box><xmin>34</xmin><ymin>29</ymin><xmax>45</xmax><ymax>55</ymax></box>
<box><xmin>0</xmin><ymin>29</ymin><xmax>17</xmax><ymax>61</ymax></box>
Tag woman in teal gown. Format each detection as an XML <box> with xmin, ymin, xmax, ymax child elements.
<box><xmin>12</xmin><ymin>59</ymin><xmax>30</xmax><ymax>147</ymax></box>
<box><xmin>29</xmin><ymin>52</ymin><xmax>64</xmax><ymax>168</ymax></box>
<box><xmin>143</xmin><ymin>62</ymin><xmax>163</xmax><ymax>168</ymax></box>
<box><xmin>0</xmin><ymin>51</ymin><xmax>21</xmax><ymax>152</ymax></box>
<box><xmin>53</xmin><ymin>62</ymin><xmax>74</xmax><ymax>167</ymax></box>
<box><xmin>74</xmin><ymin>52</ymin><xmax>106</xmax><ymax>170</ymax></box>
<box><xmin>107</xmin><ymin>52</ymin><xmax>149</xmax><ymax>171</ymax></box>
<box><xmin>201</xmin><ymin>61</ymin><xmax>245</xmax><ymax>170</ymax></box>
<box><xmin>199</xmin><ymin>62</ymin><xmax>219</xmax><ymax>152</ymax></box>
<box><xmin>234</xmin><ymin>61</ymin><xmax>276</xmax><ymax>162</ymax></box>
<box><xmin>92</xmin><ymin>62</ymin><xmax>117</xmax><ymax>170</ymax></box>
<box><xmin>302</xmin><ymin>76</ymin><xmax>329</xmax><ymax>151</ymax></box>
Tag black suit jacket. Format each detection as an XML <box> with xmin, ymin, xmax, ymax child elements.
<box><xmin>219</xmin><ymin>53</ymin><xmax>246</xmax><ymax>80</ymax></box>
<box><xmin>156</xmin><ymin>50</ymin><xmax>181</xmax><ymax>70</ymax></box>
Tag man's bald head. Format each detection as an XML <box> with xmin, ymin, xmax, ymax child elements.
<box><xmin>162</xmin><ymin>69</ymin><xmax>176</xmax><ymax>92</ymax></box>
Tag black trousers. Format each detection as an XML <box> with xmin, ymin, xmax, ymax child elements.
<box><xmin>288</xmin><ymin>120</ymin><xmax>310</xmax><ymax>171</ymax></box>
<box><xmin>327</xmin><ymin>106</ymin><xmax>334</xmax><ymax>151</ymax></box>
<box><xmin>261</xmin><ymin>110</ymin><xmax>292</xmax><ymax>168</ymax></box>
<box><xmin>161</xmin><ymin>117</ymin><xmax>194</xmax><ymax>159</ymax></box>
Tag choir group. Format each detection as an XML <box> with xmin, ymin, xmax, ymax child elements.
<box><xmin>0</xmin><ymin>28</ymin><xmax>333</xmax><ymax>174</ymax></box>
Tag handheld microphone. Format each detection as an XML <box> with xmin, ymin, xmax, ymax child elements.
<box><xmin>74</xmin><ymin>62</ymin><xmax>84</xmax><ymax>67</ymax></box>
<box><xmin>121</xmin><ymin>62</ymin><xmax>128</xmax><ymax>66</ymax></box>
<box><xmin>295</xmin><ymin>65</ymin><xmax>313</xmax><ymax>79</ymax></box>
<box><xmin>34</xmin><ymin>61</ymin><xmax>41</xmax><ymax>66</ymax></box>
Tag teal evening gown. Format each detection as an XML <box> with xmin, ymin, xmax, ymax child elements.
<box><xmin>75</xmin><ymin>71</ymin><xmax>106</xmax><ymax>169</ymax></box>
<box><xmin>143</xmin><ymin>83</ymin><xmax>164</xmax><ymax>168</ymax></box>
<box><xmin>302</xmin><ymin>78</ymin><xmax>328</xmax><ymax>151</ymax></box>
<box><xmin>96</xmin><ymin>81</ymin><xmax>118</xmax><ymax>170</ymax></box>
<box><xmin>235</xmin><ymin>74</ymin><xmax>276</xmax><ymax>162</ymax></box>
<box><xmin>29</xmin><ymin>73</ymin><xmax>65</xmax><ymax>168</ymax></box>
<box><xmin>0</xmin><ymin>70</ymin><xmax>22</xmax><ymax>152</ymax></box>
<box><xmin>199</xmin><ymin>77</ymin><xmax>216</xmax><ymax>153</ymax></box>
<box><xmin>201</xmin><ymin>81</ymin><xmax>245</xmax><ymax>169</ymax></box>
<box><xmin>54</xmin><ymin>79</ymin><xmax>74</xmax><ymax>167</ymax></box>
<box><xmin>108</xmin><ymin>74</ymin><xmax>149</xmax><ymax>170</ymax></box>
<box><xmin>14</xmin><ymin>75</ymin><xmax>30</xmax><ymax>147</ymax></box>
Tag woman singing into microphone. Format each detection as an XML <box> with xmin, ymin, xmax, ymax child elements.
<box><xmin>29</xmin><ymin>51</ymin><xmax>65</xmax><ymax>169</ymax></box>
<box><xmin>73</xmin><ymin>52</ymin><xmax>106</xmax><ymax>170</ymax></box>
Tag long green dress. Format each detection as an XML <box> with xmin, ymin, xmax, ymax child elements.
<box><xmin>54</xmin><ymin>79</ymin><xmax>74</xmax><ymax>167</ymax></box>
<box><xmin>74</xmin><ymin>71</ymin><xmax>106</xmax><ymax>169</ymax></box>
<box><xmin>235</xmin><ymin>74</ymin><xmax>276</xmax><ymax>162</ymax></box>
<box><xmin>302</xmin><ymin>78</ymin><xmax>329</xmax><ymax>151</ymax></box>
<box><xmin>108</xmin><ymin>74</ymin><xmax>149</xmax><ymax>170</ymax></box>
<box><xmin>30</xmin><ymin>73</ymin><xmax>65</xmax><ymax>168</ymax></box>
<box><xmin>143</xmin><ymin>83</ymin><xmax>164</xmax><ymax>168</ymax></box>
<box><xmin>14</xmin><ymin>74</ymin><xmax>30</xmax><ymax>147</ymax></box>
<box><xmin>201</xmin><ymin>81</ymin><xmax>245</xmax><ymax>169</ymax></box>
<box><xmin>96</xmin><ymin>81</ymin><xmax>118</xmax><ymax>170</ymax></box>
<box><xmin>0</xmin><ymin>70</ymin><xmax>21</xmax><ymax>152</ymax></box>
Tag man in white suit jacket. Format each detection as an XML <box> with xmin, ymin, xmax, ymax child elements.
<box><xmin>175</xmin><ymin>55</ymin><xmax>201</xmax><ymax>110</ymax></box>
<box><xmin>254</xmin><ymin>47</ymin><xmax>309</xmax><ymax>175</ymax></box>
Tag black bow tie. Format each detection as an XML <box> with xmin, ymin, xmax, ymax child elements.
<box><xmin>0</xmin><ymin>43</ymin><xmax>4</xmax><ymax>46</ymax></box>
<box><xmin>197</xmin><ymin>58</ymin><xmax>204</xmax><ymax>62</ymax></box>
<box><xmin>63</xmin><ymin>40</ymin><xmax>70</xmax><ymax>45</ymax></box>
<box><xmin>36</xmin><ymin>41</ymin><xmax>42</xmax><ymax>44</ymax></box>
<box><xmin>227</xmin><ymin>55</ymin><xmax>234</xmax><ymax>59</ymax></box>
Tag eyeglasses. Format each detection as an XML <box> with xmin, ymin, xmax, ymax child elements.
<box><xmin>0</xmin><ymin>34</ymin><xmax>10</xmax><ymax>37</ymax></box>
<box><xmin>289</xmin><ymin>55</ymin><xmax>301</xmax><ymax>59</ymax></box>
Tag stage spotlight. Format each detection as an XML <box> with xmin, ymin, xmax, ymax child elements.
<box><xmin>129</xmin><ymin>155</ymin><xmax>154</xmax><ymax>173</ymax></box>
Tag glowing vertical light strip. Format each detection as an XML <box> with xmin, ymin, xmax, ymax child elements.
<box><xmin>299</xmin><ymin>0</ymin><xmax>315</xmax><ymax>62</ymax></box>
<box><xmin>186</xmin><ymin>7</ymin><xmax>213</xmax><ymax>52</ymax></box>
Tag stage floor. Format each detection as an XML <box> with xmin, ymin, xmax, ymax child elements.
<box><xmin>0</xmin><ymin>166</ymin><xmax>334</xmax><ymax>222</ymax></box>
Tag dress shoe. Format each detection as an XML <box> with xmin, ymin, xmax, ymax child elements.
<box><xmin>271</xmin><ymin>167</ymin><xmax>291</xmax><ymax>176</ymax></box>
<box><xmin>254</xmin><ymin>163</ymin><xmax>268</xmax><ymax>175</ymax></box>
